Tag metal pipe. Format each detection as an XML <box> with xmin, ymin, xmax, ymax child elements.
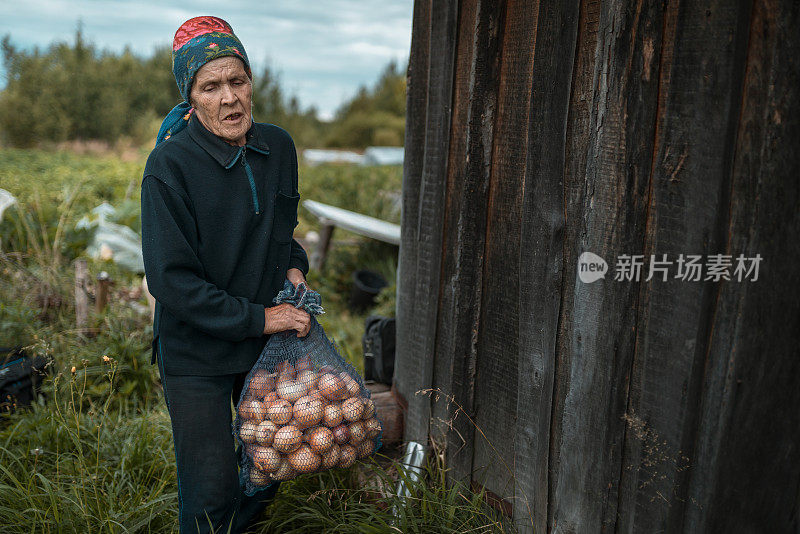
<box><xmin>393</xmin><ymin>441</ymin><xmax>426</xmax><ymax>519</ymax></box>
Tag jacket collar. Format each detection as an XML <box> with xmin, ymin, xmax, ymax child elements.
<box><xmin>187</xmin><ymin>113</ymin><xmax>270</xmax><ymax>169</ymax></box>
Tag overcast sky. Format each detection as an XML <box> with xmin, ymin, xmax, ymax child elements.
<box><xmin>0</xmin><ymin>0</ymin><xmax>413</xmax><ymax>120</ymax></box>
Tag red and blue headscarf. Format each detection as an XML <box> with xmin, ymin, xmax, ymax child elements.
<box><xmin>156</xmin><ymin>16</ymin><xmax>252</xmax><ymax>146</ymax></box>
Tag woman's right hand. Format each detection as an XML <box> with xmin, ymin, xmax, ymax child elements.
<box><xmin>264</xmin><ymin>304</ymin><xmax>311</xmax><ymax>337</ymax></box>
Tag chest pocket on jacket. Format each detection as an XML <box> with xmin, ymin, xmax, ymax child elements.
<box><xmin>272</xmin><ymin>192</ymin><xmax>299</xmax><ymax>244</ymax></box>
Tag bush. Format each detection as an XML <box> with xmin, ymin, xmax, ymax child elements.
<box><xmin>0</xmin><ymin>32</ymin><xmax>178</xmax><ymax>147</ymax></box>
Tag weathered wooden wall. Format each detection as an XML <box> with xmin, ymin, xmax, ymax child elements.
<box><xmin>393</xmin><ymin>0</ymin><xmax>800</xmax><ymax>532</ymax></box>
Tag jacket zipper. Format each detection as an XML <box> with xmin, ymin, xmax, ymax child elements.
<box><xmin>241</xmin><ymin>147</ymin><xmax>261</xmax><ymax>215</ymax></box>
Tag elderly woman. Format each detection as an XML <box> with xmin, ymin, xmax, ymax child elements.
<box><xmin>141</xmin><ymin>16</ymin><xmax>311</xmax><ymax>533</ymax></box>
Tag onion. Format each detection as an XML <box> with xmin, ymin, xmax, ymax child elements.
<box><xmin>318</xmin><ymin>374</ymin><xmax>347</xmax><ymax>401</ymax></box>
<box><xmin>307</xmin><ymin>388</ymin><xmax>325</xmax><ymax>402</ymax></box>
<box><xmin>273</xmin><ymin>425</ymin><xmax>303</xmax><ymax>453</ymax></box>
<box><xmin>342</xmin><ymin>397</ymin><xmax>365</xmax><ymax>422</ymax></box>
<box><xmin>287</xmin><ymin>417</ymin><xmax>305</xmax><ymax>429</ymax></box>
<box><xmin>349</xmin><ymin>421</ymin><xmax>366</xmax><ymax>444</ymax></box>
<box><xmin>267</xmin><ymin>399</ymin><xmax>293</xmax><ymax>425</ymax></box>
<box><xmin>239</xmin><ymin>422</ymin><xmax>258</xmax><ymax>444</ymax></box>
<box><xmin>305</xmin><ymin>427</ymin><xmax>334</xmax><ymax>453</ymax></box>
<box><xmin>321</xmin><ymin>443</ymin><xmax>341</xmax><ymax>469</ymax></box>
<box><xmin>356</xmin><ymin>439</ymin><xmax>375</xmax><ymax>459</ymax></box>
<box><xmin>362</xmin><ymin>398</ymin><xmax>375</xmax><ymax>419</ymax></box>
<box><xmin>364</xmin><ymin>418</ymin><xmax>381</xmax><ymax>439</ymax></box>
<box><xmin>332</xmin><ymin>424</ymin><xmax>350</xmax><ymax>445</ymax></box>
<box><xmin>295</xmin><ymin>355</ymin><xmax>313</xmax><ymax>372</ymax></box>
<box><xmin>277</xmin><ymin>379</ymin><xmax>308</xmax><ymax>403</ymax></box>
<box><xmin>288</xmin><ymin>444</ymin><xmax>321</xmax><ymax>474</ymax></box>
<box><xmin>340</xmin><ymin>372</ymin><xmax>361</xmax><ymax>396</ymax></box>
<box><xmin>249</xmin><ymin>369</ymin><xmax>277</xmax><ymax>399</ymax></box>
<box><xmin>255</xmin><ymin>420</ymin><xmax>278</xmax><ymax>446</ymax></box>
<box><xmin>319</xmin><ymin>365</ymin><xmax>338</xmax><ymax>375</ymax></box>
<box><xmin>250</xmin><ymin>468</ymin><xmax>270</xmax><ymax>486</ymax></box>
<box><xmin>263</xmin><ymin>391</ymin><xmax>279</xmax><ymax>406</ymax></box>
<box><xmin>323</xmin><ymin>404</ymin><xmax>344</xmax><ymax>428</ymax></box>
<box><xmin>275</xmin><ymin>361</ymin><xmax>296</xmax><ymax>379</ymax></box>
<box><xmin>252</xmin><ymin>446</ymin><xmax>282</xmax><ymax>472</ymax></box>
<box><xmin>238</xmin><ymin>400</ymin><xmax>266</xmax><ymax>422</ymax></box>
<box><xmin>271</xmin><ymin>459</ymin><xmax>296</xmax><ymax>481</ymax></box>
<box><xmin>297</xmin><ymin>370</ymin><xmax>319</xmax><ymax>389</ymax></box>
<box><xmin>293</xmin><ymin>396</ymin><xmax>324</xmax><ymax>428</ymax></box>
<box><xmin>339</xmin><ymin>445</ymin><xmax>357</xmax><ymax>468</ymax></box>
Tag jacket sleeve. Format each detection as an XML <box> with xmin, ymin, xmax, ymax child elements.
<box><xmin>288</xmin><ymin>239</ymin><xmax>309</xmax><ymax>276</ymax></box>
<box><xmin>141</xmin><ymin>175</ymin><xmax>265</xmax><ymax>341</ymax></box>
<box><xmin>286</xmin><ymin>136</ymin><xmax>310</xmax><ymax>276</ymax></box>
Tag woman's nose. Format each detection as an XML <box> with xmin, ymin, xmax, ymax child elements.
<box><xmin>220</xmin><ymin>84</ymin><xmax>236</xmax><ymax>104</ymax></box>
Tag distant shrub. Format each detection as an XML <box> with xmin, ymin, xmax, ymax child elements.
<box><xmin>324</xmin><ymin>61</ymin><xmax>407</xmax><ymax>149</ymax></box>
<box><xmin>0</xmin><ymin>32</ymin><xmax>178</xmax><ymax>147</ymax></box>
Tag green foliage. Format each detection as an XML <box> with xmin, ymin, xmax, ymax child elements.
<box><xmin>256</xmin><ymin>450</ymin><xmax>509</xmax><ymax>533</ymax></box>
<box><xmin>0</xmin><ymin>31</ymin><xmax>178</xmax><ymax>147</ymax></box>
<box><xmin>325</xmin><ymin>62</ymin><xmax>406</xmax><ymax>148</ymax></box>
<box><xmin>251</xmin><ymin>65</ymin><xmax>325</xmax><ymax>150</ymax></box>
<box><xmin>0</xmin><ymin>147</ymin><xmax>143</xmax><ymax>210</ymax></box>
<box><xmin>0</xmin><ymin>149</ymin><xmax>516</xmax><ymax>532</ymax></box>
<box><xmin>0</xmin><ymin>31</ymin><xmax>407</xmax><ymax>151</ymax></box>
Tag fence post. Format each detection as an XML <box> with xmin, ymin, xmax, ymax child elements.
<box><xmin>74</xmin><ymin>259</ymin><xmax>89</xmax><ymax>329</ymax></box>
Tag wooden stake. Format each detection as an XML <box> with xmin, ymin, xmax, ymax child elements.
<box><xmin>95</xmin><ymin>271</ymin><xmax>110</xmax><ymax>313</ymax></box>
<box><xmin>74</xmin><ymin>259</ymin><xmax>88</xmax><ymax>329</ymax></box>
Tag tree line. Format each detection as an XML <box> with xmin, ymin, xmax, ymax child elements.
<box><xmin>0</xmin><ymin>30</ymin><xmax>406</xmax><ymax>149</ymax></box>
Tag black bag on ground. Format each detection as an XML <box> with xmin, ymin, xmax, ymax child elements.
<box><xmin>0</xmin><ymin>347</ymin><xmax>48</xmax><ymax>414</ymax></box>
<box><xmin>362</xmin><ymin>316</ymin><xmax>395</xmax><ymax>385</ymax></box>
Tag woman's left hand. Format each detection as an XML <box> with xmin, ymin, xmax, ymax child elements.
<box><xmin>286</xmin><ymin>268</ymin><xmax>309</xmax><ymax>290</ymax></box>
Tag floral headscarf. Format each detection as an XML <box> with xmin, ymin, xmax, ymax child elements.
<box><xmin>156</xmin><ymin>16</ymin><xmax>252</xmax><ymax>146</ymax></box>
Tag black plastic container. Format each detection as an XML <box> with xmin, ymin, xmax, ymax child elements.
<box><xmin>349</xmin><ymin>270</ymin><xmax>388</xmax><ymax>311</ymax></box>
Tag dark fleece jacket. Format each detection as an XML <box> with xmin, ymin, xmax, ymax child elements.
<box><xmin>141</xmin><ymin>114</ymin><xmax>308</xmax><ymax>376</ymax></box>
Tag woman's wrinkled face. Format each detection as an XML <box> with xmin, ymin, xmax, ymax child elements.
<box><xmin>190</xmin><ymin>56</ymin><xmax>252</xmax><ymax>146</ymax></box>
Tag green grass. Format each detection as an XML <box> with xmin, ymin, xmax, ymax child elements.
<box><xmin>0</xmin><ymin>148</ymin><xmax>513</xmax><ymax>533</ymax></box>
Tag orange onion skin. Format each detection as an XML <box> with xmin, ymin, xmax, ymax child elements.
<box><xmin>267</xmin><ymin>399</ymin><xmax>293</xmax><ymax>425</ymax></box>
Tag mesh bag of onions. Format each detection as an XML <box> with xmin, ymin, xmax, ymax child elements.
<box><xmin>234</xmin><ymin>281</ymin><xmax>383</xmax><ymax>494</ymax></box>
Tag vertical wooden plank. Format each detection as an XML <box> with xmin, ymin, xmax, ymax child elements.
<box><xmin>514</xmin><ymin>0</ymin><xmax>588</xmax><ymax>527</ymax></box>
<box><xmin>546</xmin><ymin>0</ymin><xmax>668</xmax><ymax>531</ymax></box>
<box><xmin>446</xmin><ymin>0</ymin><xmax>535</xmax><ymax>516</ymax></box>
<box><xmin>456</xmin><ymin>0</ymin><xmax>519</xmax><ymax>499</ymax></box>
<box><xmin>514</xmin><ymin>0</ymin><xmax>601</xmax><ymax>530</ymax></box>
<box><xmin>394</xmin><ymin>0</ymin><xmax>430</xmax><ymax>428</ymax></box>
<box><xmin>686</xmin><ymin>0</ymin><xmax>800</xmax><ymax>531</ymax></box>
<box><xmin>429</xmin><ymin>0</ymin><xmax>479</xmax><ymax>476</ymax></box>
<box><xmin>616</xmin><ymin>1</ymin><xmax>754</xmax><ymax>532</ymax></box>
<box><xmin>395</xmin><ymin>0</ymin><xmax>459</xmax><ymax>444</ymax></box>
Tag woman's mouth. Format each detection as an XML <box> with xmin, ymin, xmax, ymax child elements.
<box><xmin>223</xmin><ymin>112</ymin><xmax>243</xmax><ymax>123</ymax></box>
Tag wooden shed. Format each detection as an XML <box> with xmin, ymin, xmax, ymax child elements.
<box><xmin>393</xmin><ymin>0</ymin><xmax>799</xmax><ymax>532</ymax></box>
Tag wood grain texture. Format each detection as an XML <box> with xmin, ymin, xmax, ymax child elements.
<box><xmin>395</xmin><ymin>0</ymin><xmax>459</xmax><ymax>444</ymax></box>
<box><xmin>394</xmin><ymin>1</ymin><xmax>800</xmax><ymax>529</ymax></box>
<box><xmin>686</xmin><ymin>1</ymin><xmax>800</xmax><ymax>531</ymax></box>
<box><xmin>472</xmin><ymin>0</ymin><xmax>539</xmax><ymax>513</ymax></box>
<box><xmin>464</xmin><ymin>0</ymin><xmax>521</xmax><ymax>500</ymax></box>
<box><xmin>394</xmin><ymin>0</ymin><xmax>430</xmax><ymax>433</ymax></box>
<box><xmin>616</xmin><ymin>1</ymin><xmax>753</xmax><ymax>531</ymax></box>
<box><xmin>429</xmin><ymin>0</ymin><xmax>482</xmax><ymax>481</ymax></box>
<box><xmin>508</xmin><ymin>0</ymin><xmax>581</xmax><ymax>530</ymax></box>
<box><xmin>371</xmin><ymin>390</ymin><xmax>404</xmax><ymax>444</ymax></box>
<box><xmin>547</xmin><ymin>0</ymin><xmax>666</xmax><ymax>530</ymax></box>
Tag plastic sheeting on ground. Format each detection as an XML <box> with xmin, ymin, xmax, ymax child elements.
<box><xmin>76</xmin><ymin>202</ymin><xmax>144</xmax><ymax>273</ymax></box>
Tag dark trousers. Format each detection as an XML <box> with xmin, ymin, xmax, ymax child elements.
<box><xmin>157</xmin><ymin>356</ymin><xmax>280</xmax><ymax>533</ymax></box>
